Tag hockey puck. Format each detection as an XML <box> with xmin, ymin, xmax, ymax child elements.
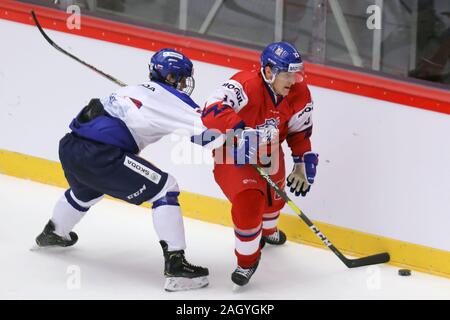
<box><xmin>398</xmin><ymin>269</ymin><xmax>411</xmax><ymax>276</ymax></box>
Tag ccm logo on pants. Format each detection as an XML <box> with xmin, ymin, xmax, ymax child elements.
<box><xmin>124</xmin><ymin>156</ymin><xmax>161</xmax><ymax>184</ymax></box>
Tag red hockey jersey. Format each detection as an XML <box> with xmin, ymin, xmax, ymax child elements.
<box><xmin>201</xmin><ymin>70</ymin><xmax>313</xmax><ymax>159</ymax></box>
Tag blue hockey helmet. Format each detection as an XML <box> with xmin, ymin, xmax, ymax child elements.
<box><xmin>260</xmin><ymin>42</ymin><xmax>304</xmax><ymax>84</ymax></box>
<box><xmin>149</xmin><ymin>48</ymin><xmax>195</xmax><ymax>95</ymax></box>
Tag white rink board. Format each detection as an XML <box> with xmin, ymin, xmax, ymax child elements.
<box><xmin>1</xmin><ymin>19</ymin><xmax>449</xmax><ymax>251</ymax></box>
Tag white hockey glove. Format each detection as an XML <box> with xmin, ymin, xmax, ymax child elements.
<box><xmin>286</xmin><ymin>152</ymin><xmax>319</xmax><ymax>197</ymax></box>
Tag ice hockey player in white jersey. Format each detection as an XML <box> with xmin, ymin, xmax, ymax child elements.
<box><xmin>35</xmin><ymin>48</ymin><xmax>209</xmax><ymax>292</ymax></box>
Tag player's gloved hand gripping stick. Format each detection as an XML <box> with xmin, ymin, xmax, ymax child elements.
<box><xmin>31</xmin><ymin>11</ymin><xmax>389</xmax><ymax>268</ymax></box>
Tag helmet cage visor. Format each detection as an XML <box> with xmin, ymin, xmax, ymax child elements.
<box><xmin>177</xmin><ymin>75</ymin><xmax>195</xmax><ymax>96</ymax></box>
<box><xmin>273</xmin><ymin>62</ymin><xmax>304</xmax><ymax>84</ymax></box>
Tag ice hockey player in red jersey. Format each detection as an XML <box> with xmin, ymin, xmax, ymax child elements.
<box><xmin>201</xmin><ymin>42</ymin><xmax>319</xmax><ymax>286</ymax></box>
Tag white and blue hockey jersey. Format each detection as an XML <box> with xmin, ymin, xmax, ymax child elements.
<box><xmin>70</xmin><ymin>81</ymin><xmax>208</xmax><ymax>153</ymax></box>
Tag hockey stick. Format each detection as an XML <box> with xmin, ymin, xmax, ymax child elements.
<box><xmin>31</xmin><ymin>11</ymin><xmax>126</xmax><ymax>87</ymax></box>
<box><xmin>31</xmin><ymin>10</ymin><xmax>389</xmax><ymax>268</ymax></box>
<box><xmin>253</xmin><ymin>164</ymin><xmax>390</xmax><ymax>268</ymax></box>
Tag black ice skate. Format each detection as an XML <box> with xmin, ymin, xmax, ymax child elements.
<box><xmin>231</xmin><ymin>259</ymin><xmax>260</xmax><ymax>286</ymax></box>
<box><xmin>262</xmin><ymin>229</ymin><xmax>286</xmax><ymax>246</ymax></box>
<box><xmin>35</xmin><ymin>220</ymin><xmax>78</xmax><ymax>248</ymax></box>
<box><xmin>160</xmin><ymin>240</ymin><xmax>209</xmax><ymax>292</ymax></box>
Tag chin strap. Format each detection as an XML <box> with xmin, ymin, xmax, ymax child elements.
<box><xmin>261</xmin><ymin>67</ymin><xmax>276</xmax><ymax>84</ymax></box>
<box><xmin>261</xmin><ymin>67</ymin><xmax>279</xmax><ymax>102</ymax></box>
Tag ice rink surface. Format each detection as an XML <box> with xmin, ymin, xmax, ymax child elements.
<box><xmin>0</xmin><ymin>174</ymin><xmax>448</xmax><ymax>300</ymax></box>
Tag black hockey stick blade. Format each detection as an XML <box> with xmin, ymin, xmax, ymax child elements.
<box><xmin>344</xmin><ymin>252</ymin><xmax>390</xmax><ymax>268</ymax></box>
<box><xmin>31</xmin><ymin>10</ymin><xmax>126</xmax><ymax>87</ymax></box>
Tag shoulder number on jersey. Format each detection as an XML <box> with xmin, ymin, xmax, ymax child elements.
<box><xmin>220</xmin><ymin>80</ymin><xmax>248</xmax><ymax>112</ymax></box>
<box><xmin>141</xmin><ymin>84</ymin><xmax>156</xmax><ymax>91</ymax></box>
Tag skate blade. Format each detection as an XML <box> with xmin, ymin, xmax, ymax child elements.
<box><xmin>232</xmin><ymin>284</ymin><xmax>241</xmax><ymax>292</ymax></box>
<box><xmin>30</xmin><ymin>244</ymin><xmax>41</xmax><ymax>252</ymax></box>
<box><xmin>164</xmin><ymin>276</ymin><xmax>209</xmax><ymax>292</ymax></box>
<box><xmin>29</xmin><ymin>244</ymin><xmax>71</xmax><ymax>252</ymax></box>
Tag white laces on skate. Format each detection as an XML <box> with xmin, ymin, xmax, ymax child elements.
<box><xmin>265</xmin><ymin>230</ymin><xmax>280</xmax><ymax>242</ymax></box>
<box><xmin>235</xmin><ymin>265</ymin><xmax>256</xmax><ymax>278</ymax></box>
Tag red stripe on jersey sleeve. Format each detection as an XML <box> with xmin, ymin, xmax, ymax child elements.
<box><xmin>201</xmin><ymin>102</ymin><xmax>245</xmax><ymax>133</ymax></box>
